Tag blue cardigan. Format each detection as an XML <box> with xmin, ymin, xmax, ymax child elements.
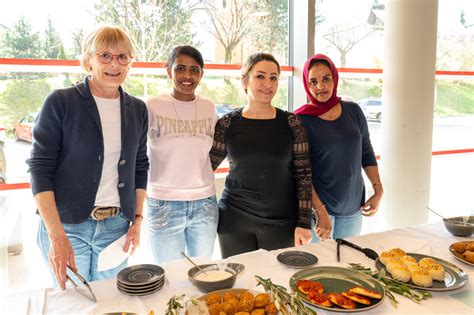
<box><xmin>27</xmin><ymin>77</ymin><xmax>149</xmax><ymax>223</ymax></box>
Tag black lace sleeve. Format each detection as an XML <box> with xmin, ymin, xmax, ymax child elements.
<box><xmin>287</xmin><ymin>112</ymin><xmax>313</xmax><ymax>229</ymax></box>
<box><xmin>210</xmin><ymin>114</ymin><xmax>231</xmax><ymax>170</ymax></box>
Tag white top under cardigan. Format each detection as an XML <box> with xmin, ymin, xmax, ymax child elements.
<box><xmin>145</xmin><ymin>94</ymin><xmax>218</xmax><ymax>201</ymax></box>
<box><xmin>93</xmin><ymin>96</ymin><xmax>121</xmax><ymax>207</ymax></box>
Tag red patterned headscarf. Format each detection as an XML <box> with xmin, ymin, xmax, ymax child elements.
<box><xmin>294</xmin><ymin>54</ymin><xmax>341</xmax><ymax>117</ymax></box>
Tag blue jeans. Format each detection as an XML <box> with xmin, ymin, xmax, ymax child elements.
<box><xmin>310</xmin><ymin>211</ymin><xmax>363</xmax><ymax>243</ymax></box>
<box><xmin>37</xmin><ymin>214</ymin><xmax>130</xmax><ymax>285</ymax></box>
<box><xmin>147</xmin><ymin>196</ymin><xmax>218</xmax><ymax>264</ymax></box>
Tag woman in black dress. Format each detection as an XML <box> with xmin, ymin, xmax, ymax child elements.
<box><xmin>210</xmin><ymin>53</ymin><xmax>313</xmax><ymax>258</ymax></box>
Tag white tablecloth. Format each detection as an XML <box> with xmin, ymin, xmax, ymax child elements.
<box><xmin>2</xmin><ymin>221</ymin><xmax>473</xmax><ymax>314</ymax></box>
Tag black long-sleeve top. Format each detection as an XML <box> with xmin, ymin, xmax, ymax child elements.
<box><xmin>210</xmin><ymin>108</ymin><xmax>312</xmax><ymax>229</ymax></box>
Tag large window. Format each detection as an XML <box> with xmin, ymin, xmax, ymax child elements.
<box><xmin>313</xmin><ymin>0</ymin><xmax>474</xmax><ymax>232</ymax></box>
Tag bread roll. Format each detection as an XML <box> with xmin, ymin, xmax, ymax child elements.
<box><xmin>426</xmin><ymin>263</ymin><xmax>445</xmax><ymax>281</ymax></box>
<box><xmin>405</xmin><ymin>262</ymin><xmax>420</xmax><ymax>274</ymax></box>
<box><xmin>380</xmin><ymin>251</ymin><xmax>396</xmax><ymax>265</ymax></box>
<box><xmin>389</xmin><ymin>248</ymin><xmax>406</xmax><ymax>259</ymax></box>
<box><xmin>411</xmin><ymin>269</ymin><xmax>433</xmax><ymax>287</ymax></box>
<box><xmin>391</xmin><ymin>265</ymin><xmax>411</xmax><ymax>282</ymax></box>
<box><xmin>418</xmin><ymin>257</ymin><xmax>437</xmax><ymax>269</ymax></box>
<box><xmin>400</xmin><ymin>255</ymin><xmax>417</xmax><ymax>266</ymax></box>
<box><xmin>386</xmin><ymin>257</ymin><xmax>403</xmax><ymax>274</ymax></box>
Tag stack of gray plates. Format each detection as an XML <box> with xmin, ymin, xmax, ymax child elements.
<box><xmin>116</xmin><ymin>264</ymin><xmax>165</xmax><ymax>296</ymax></box>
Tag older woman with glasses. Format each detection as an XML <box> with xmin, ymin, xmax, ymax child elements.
<box><xmin>27</xmin><ymin>26</ymin><xmax>149</xmax><ymax>289</ymax></box>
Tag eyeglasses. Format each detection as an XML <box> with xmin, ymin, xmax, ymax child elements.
<box><xmin>67</xmin><ymin>265</ymin><xmax>97</xmax><ymax>302</ymax></box>
<box><xmin>96</xmin><ymin>51</ymin><xmax>133</xmax><ymax>65</ymax></box>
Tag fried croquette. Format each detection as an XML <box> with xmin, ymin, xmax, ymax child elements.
<box><xmin>238</xmin><ymin>297</ymin><xmax>255</xmax><ymax>313</ymax></box>
<box><xmin>239</xmin><ymin>291</ymin><xmax>254</xmax><ymax>301</ymax></box>
<box><xmin>250</xmin><ymin>309</ymin><xmax>265</xmax><ymax>315</ymax></box>
<box><xmin>254</xmin><ymin>293</ymin><xmax>270</xmax><ymax>308</ymax></box>
<box><xmin>208</xmin><ymin>303</ymin><xmax>224</xmax><ymax>315</ymax></box>
<box><xmin>206</xmin><ymin>293</ymin><xmax>222</xmax><ymax>306</ymax></box>
<box><xmin>265</xmin><ymin>302</ymin><xmax>278</xmax><ymax>315</ymax></box>
<box><xmin>223</xmin><ymin>291</ymin><xmax>239</xmax><ymax>302</ymax></box>
<box><xmin>234</xmin><ymin>312</ymin><xmax>250</xmax><ymax>315</ymax></box>
<box><xmin>463</xmin><ymin>250</ymin><xmax>474</xmax><ymax>263</ymax></box>
<box><xmin>222</xmin><ymin>300</ymin><xmax>238</xmax><ymax>314</ymax></box>
<box><xmin>452</xmin><ymin>242</ymin><xmax>467</xmax><ymax>254</ymax></box>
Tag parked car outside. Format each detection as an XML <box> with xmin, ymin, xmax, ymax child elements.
<box><xmin>216</xmin><ymin>104</ymin><xmax>233</xmax><ymax>118</ymax></box>
<box><xmin>340</xmin><ymin>94</ymin><xmax>356</xmax><ymax>102</ymax></box>
<box><xmin>13</xmin><ymin>112</ymin><xmax>38</xmax><ymax>142</ymax></box>
<box><xmin>358</xmin><ymin>98</ymin><xmax>382</xmax><ymax>122</ymax></box>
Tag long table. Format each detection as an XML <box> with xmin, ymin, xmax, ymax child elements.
<box><xmin>2</xmin><ymin>221</ymin><xmax>473</xmax><ymax>314</ymax></box>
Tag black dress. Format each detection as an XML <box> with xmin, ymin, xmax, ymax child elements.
<box><xmin>210</xmin><ymin>108</ymin><xmax>312</xmax><ymax>257</ymax></box>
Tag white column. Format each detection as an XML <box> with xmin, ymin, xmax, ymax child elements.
<box><xmin>380</xmin><ymin>0</ymin><xmax>438</xmax><ymax>228</ymax></box>
<box><xmin>289</xmin><ymin>0</ymin><xmax>315</xmax><ymax>111</ymax></box>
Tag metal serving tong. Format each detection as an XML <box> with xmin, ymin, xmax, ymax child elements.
<box><xmin>336</xmin><ymin>238</ymin><xmax>379</xmax><ymax>262</ymax></box>
<box><xmin>67</xmin><ymin>265</ymin><xmax>97</xmax><ymax>302</ymax></box>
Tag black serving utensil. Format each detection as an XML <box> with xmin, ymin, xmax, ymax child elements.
<box><xmin>336</xmin><ymin>238</ymin><xmax>379</xmax><ymax>261</ymax></box>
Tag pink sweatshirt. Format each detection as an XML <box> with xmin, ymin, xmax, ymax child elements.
<box><xmin>146</xmin><ymin>94</ymin><xmax>218</xmax><ymax>200</ymax></box>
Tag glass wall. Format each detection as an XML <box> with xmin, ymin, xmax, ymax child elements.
<box><xmin>312</xmin><ymin>0</ymin><xmax>474</xmax><ymax>231</ymax></box>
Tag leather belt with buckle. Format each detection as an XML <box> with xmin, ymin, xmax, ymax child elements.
<box><xmin>91</xmin><ymin>206</ymin><xmax>120</xmax><ymax>220</ymax></box>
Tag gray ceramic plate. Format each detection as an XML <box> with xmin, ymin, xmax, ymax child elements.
<box><xmin>117</xmin><ymin>277</ymin><xmax>164</xmax><ymax>290</ymax></box>
<box><xmin>117</xmin><ymin>281</ymin><xmax>164</xmax><ymax>295</ymax></box>
<box><xmin>449</xmin><ymin>241</ymin><xmax>474</xmax><ymax>266</ymax></box>
<box><xmin>277</xmin><ymin>250</ymin><xmax>318</xmax><ymax>269</ymax></box>
<box><xmin>117</xmin><ymin>264</ymin><xmax>165</xmax><ymax>286</ymax></box>
<box><xmin>289</xmin><ymin>266</ymin><xmax>385</xmax><ymax>312</ymax></box>
<box><xmin>375</xmin><ymin>253</ymin><xmax>468</xmax><ymax>291</ymax></box>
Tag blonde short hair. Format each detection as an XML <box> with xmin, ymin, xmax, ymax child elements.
<box><xmin>81</xmin><ymin>26</ymin><xmax>135</xmax><ymax>72</ymax></box>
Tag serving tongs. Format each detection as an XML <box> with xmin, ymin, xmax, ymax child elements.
<box><xmin>67</xmin><ymin>265</ymin><xmax>97</xmax><ymax>302</ymax></box>
<box><xmin>336</xmin><ymin>238</ymin><xmax>379</xmax><ymax>262</ymax></box>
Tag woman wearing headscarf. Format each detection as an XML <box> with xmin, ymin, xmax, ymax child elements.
<box><xmin>295</xmin><ymin>54</ymin><xmax>383</xmax><ymax>241</ymax></box>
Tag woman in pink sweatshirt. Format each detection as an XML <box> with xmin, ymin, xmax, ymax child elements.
<box><xmin>145</xmin><ymin>46</ymin><xmax>219</xmax><ymax>264</ymax></box>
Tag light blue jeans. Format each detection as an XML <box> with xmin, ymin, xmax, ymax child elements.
<box><xmin>310</xmin><ymin>211</ymin><xmax>363</xmax><ymax>243</ymax></box>
<box><xmin>147</xmin><ymin>195</ymin><xmax>218</xmax><ymax>265</ymax></box>
<box><xmin>37</xmin><ymin>214</ymin><xmax>130</xmax><ymax>285</ymax></box>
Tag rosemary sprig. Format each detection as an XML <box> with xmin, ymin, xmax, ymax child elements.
<box><xmin>255</xmin><ymin>275</ymin><xmax>317</xmax><ymax>315</ymax></box>
<box><xmin>349</xmin><ymin>263</ymin><xmax>432</xmax><ymax>308</ymax></box>
<box><xmin>164</xmin><ymin>294</ymin><xmax>187</xmax><ymax>315</ymax></box>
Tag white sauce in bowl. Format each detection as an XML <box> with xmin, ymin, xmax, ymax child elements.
<box><xmin>194</xmin><ymin>270</ymin><xmax>233</xmax><ymax>282</ymax></box>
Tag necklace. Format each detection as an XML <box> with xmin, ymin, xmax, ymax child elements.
<box><xmin>170</xmin><ymin>94</ymin><xmax>198</xmax><ymax>136</ymax></box>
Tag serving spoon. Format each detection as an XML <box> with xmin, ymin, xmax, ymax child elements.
<box><xmin>180</xmin><ymin>251</ymin><xmax>208</xmax><ymax>275</ymax></box>
<box><xmin>427</xmin><ymin>206</ymin><xmax>474</xmax><ymax>226</ymax></box>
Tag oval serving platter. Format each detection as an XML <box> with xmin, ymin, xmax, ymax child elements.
<box><xmin>375</xmin><ymin>253</ymin><xmax>468</xmax><ymax>291</ymax></box>
<box><xmin>185</xmin><ymin>288</ymin><xmax>317</xmax><ymax>315</ymax></box>
<box><xmin>289</xmin><ymin>266</ymin><xmax>385</xmax><ymax>313</ymax></box>
<box><xmin>449</xmin><ymin>241</ymin><xmax>474</xmax><ymax>267</ymax></box>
